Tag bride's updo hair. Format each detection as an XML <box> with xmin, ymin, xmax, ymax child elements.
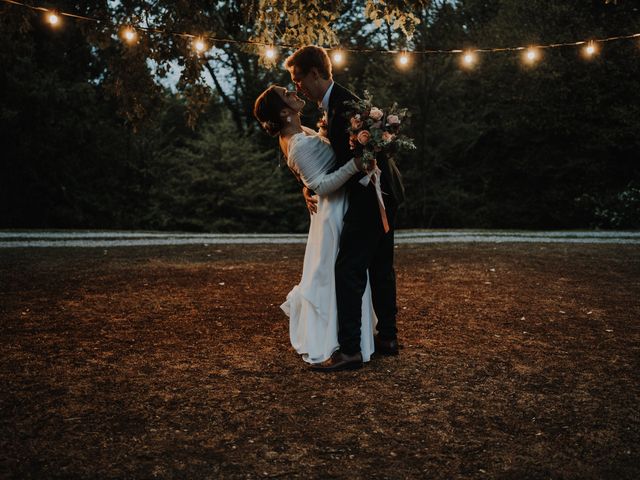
<box><xmin>253</xmin><ymin>85</ymin><xmax>290</xmax><ymax>137</ymax></box>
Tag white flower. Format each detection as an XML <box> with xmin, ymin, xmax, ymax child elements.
<box><xmin>369</xmin><ymin>107</ymin><xmax>384</xmax><ymax>121</ymax></box>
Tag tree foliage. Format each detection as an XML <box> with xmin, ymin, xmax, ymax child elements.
<box><xmin>1</xmin><ymin>0</ymin><xmax>639</xmax><ymax>231</ymax></box>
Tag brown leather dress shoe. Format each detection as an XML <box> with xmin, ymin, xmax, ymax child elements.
<box><xmin>374</xmin><ymin>335</ymin><xmax>400</xmax><ymax>356</ymax></box>
<box><xmin>310</xmin><ymin>350</ymin><xmax>363</xmax><ymax>372</ymax></box>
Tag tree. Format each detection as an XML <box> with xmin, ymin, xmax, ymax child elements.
<box><xmin>2</xmin><ymin>0</ymin><xmax>639</xmax><ymax>231</ymax></box>
<box><xmin>145</xmin><ymin>107</ymin><xmax>307</xmax><ymax>232</ymax></box>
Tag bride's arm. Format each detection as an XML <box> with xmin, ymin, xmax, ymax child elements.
<box><xmin>312</xmin><ymin>160</ymin><xmax>359</xmax><ymax>196</ymax></box>
<box><xmin>290</xmin><ymin>138</ymin><xmax>360</xmax><ymax>196</ymax></box>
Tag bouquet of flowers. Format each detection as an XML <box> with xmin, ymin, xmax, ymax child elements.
<box><xmin>345</xmin><ymin>91</ymin><xmax>416</xmax><ymax>170</ymax></box>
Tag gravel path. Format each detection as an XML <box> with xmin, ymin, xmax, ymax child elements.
<box><xmin>1</xmin><ymin>230</ymin><xmax>639</xmax><ymax>247</ymax></box>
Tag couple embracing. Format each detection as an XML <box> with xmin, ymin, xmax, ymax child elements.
<box><xmin>253</xmin><ymin>46</ymin><xmax>405</xmax><ymax>372</ymax></box>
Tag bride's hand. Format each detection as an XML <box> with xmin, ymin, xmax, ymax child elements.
<box><xmin>354</xmin><ymin>156</ymin><xmax>376</xmax><ymax>172</ymax></box>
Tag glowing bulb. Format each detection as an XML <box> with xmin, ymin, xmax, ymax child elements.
<box><xmin>265</xmin><ymin>46</ymin><xmax>276</xmax><ymax>59</ymax></box>
<box><xmin>524</xmin><ymin>47</ymin><xmax>540</xmax><ymax>64</ymax></box>
<box><xmin>122</xmin><ymin>27</ymin><xmax>137</xmax><ymax>43</ymax></box>
<box><xmin>193</xmin><ymin>38</ymin><xmax>206</xmax><ymax>53</ymax></box>
<box><xmin>398</xmin><ymin>52</ymin><xmax>410</xmax><ymax>67</ymax></box>
<box><xmin>332</xmin><ymin>50</ymin><xmax>344</xmax><ymax>65</ymax></box>
<box><xmin>47</xmin><ymin>12</ymin><xmax>60</xmax><ymax>26</ymax></box>
<box><xmin>583</xmin><ymin>41</ymin><xmax>598</xmax><ymax>58</ymax></box>
<box><xmin>462</xmin><ymin>51</ymin><xmax>476</xmax><ymax>67</ymax></box>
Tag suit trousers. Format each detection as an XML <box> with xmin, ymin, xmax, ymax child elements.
<box><xmin>335</xmin><ymin>218</ymin><xmax>398</xmax><ymax>355</ymax></box>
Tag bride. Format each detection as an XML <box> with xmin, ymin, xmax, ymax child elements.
<box><xmin>253</xmin><ymin>85</ymin><xmax>377</xmax><ymax>366</ymax></box>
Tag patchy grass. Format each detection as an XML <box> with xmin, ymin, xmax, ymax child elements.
<box><xmin>1</xmin><ymin>243</ymin><xmax>639</xmax><ymax>479</ymax></box>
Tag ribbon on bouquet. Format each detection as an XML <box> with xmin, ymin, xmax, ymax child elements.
<box><xmin>359</xmin><ymin>166</ymin><xmax>390</xmax><ymax>234</ymax></box>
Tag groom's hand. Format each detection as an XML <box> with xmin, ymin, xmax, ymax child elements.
<box><xmin>303</xmin><ymin>186</ymin><xmax>318</xmax><ymax>215</ymax></box>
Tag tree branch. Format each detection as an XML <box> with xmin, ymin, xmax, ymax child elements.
<box><xmin>204</xmin><ymin>60</ymin><xmax>244</xmax><ymax>133</ymax></box>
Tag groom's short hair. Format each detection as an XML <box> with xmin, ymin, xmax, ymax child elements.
<box><xmin>284</xmin><ymin>46</ymin><xmax>332</xmax><ymax>80</ymax></box>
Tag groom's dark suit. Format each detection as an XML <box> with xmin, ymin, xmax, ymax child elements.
<box><xmin>326</xmin><ymin>82</ymin><xmax>405</xmax><ymax>354</ymax></box>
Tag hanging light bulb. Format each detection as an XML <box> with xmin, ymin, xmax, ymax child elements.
<box><xmin>332</xmin><ymin>49</ymin><xmax>344</xmax><ymax>65</ymax></box>
<box><xmin>193</xmin><ymin>37</ymin><xmax>207</xmax><ymax>53</ymax></box>
<box><xmin>265</xmin><ymin>46</ymin><xmax>277</xmax><ymax>60</ymax></box>
<box><xmin>524</xmin><ymin>47</ymin><xmax>540</xmax><ymax>64</ymax></box>
<box><xmin>121</xmin><ymin>27</ymin><xmax>137</xmax><ymax>44</ymax></box>
<box><xmin>397</xmin><ymin>51</ymin><xmax>410</xmax><ymax>68</ymax></box>
<box><xmin>46</xmin><ymin>11</ymin><xmax>61</xmax><ymax>27</ymax></box>
<box><xmin>461</xmin><ymin>50</ymin><xmax>477</xmax><ymax>68</ymax></box>
<box><xmin>582</xmin><ymin>41</ymin><xmax>598</xmax><ymax>58</ymax></box>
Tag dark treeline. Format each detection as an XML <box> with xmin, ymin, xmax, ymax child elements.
<box><xmin>1</xmin><ymin>0</ymin><xmax>639</xmax><ymax>232</ymax></box>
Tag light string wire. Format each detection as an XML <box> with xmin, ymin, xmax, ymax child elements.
<box><xmin>3</xmin><ymin>0</ymin><xmax>640</xmax><ymax>55</ymax></box>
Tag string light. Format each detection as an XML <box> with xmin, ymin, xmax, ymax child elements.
<box><xmin>397</xmin><ymin>51</ymin><xmax>410</xmax><ymax>68</ymax></box>
<box><xmin>524</xmin><ymin>47</ymin><xmax>540</xmax><ymax>65</ymax></box>
<box><xmin>3</xmin><ymin>0</ymin><xmax>638</xmax><ymax>66</ymax></box>
<box><xmin>46</xmin><ymin>11</ymin><xmax>60</xmax><ymax>27</ymax></box>
<box><xmin>461</xmin><ymin>50</ymin><xmax>477</xmax><ymax>68</ymax></box>
<box><xmin>121</xmin><ymin>27</ymin><xmax>137</xmax><ymax>44</ymax></box>
<box><xmin>331</xmin><ymin>49</ymin><xmax>344</xmax><ymax>65</ymax></box>
<box><xmin>265</xmin><ymin>46</ymin><xmax>277</xmax><ymax>60</ymax></box>
<box><xmin>583</xmin><ymin>41</ymin><xmax>598</xmax><ymax>58</ymax></box>
<box><xmin>193</xmin><ymin>37</ymin><xmax>207</xmax><ymax>53</ymax></box>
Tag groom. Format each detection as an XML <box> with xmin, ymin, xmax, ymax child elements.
<box><xmin>285</xmin><ymin>46</ymin><xmax>404</xmax><ymax>372</ymax></box>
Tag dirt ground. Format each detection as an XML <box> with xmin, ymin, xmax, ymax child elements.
<box><xmin>1</xmin><ymin>243</ymin><xmax>639</xmax><ymax>479</ymax></box>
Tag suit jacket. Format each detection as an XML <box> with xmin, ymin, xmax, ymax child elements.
<box><xmin>327</xmin><ymin>82</ymin><xmax>405</xmax><ymax>227</ymax></box>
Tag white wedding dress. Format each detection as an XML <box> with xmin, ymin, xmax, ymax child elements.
<box><xmin>280</xmin><ymin>129</ymin><xmax>377</xmax><ymax>364</ymax></box>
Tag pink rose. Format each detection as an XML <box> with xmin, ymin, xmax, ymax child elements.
<box><xmin>350</xmin><ymin>115</ymin><xmax>363</xmax><ymax>130</ymax></box>
<box><xmin>369</xmin><ymin>107</ymin><xmax>384</xmax><ymax>121</ymax></box>
<box><xmin>357</xmin><ymin>130</ymin><xmax>371</xmax><ymax>145</ymax></box>
<box><xmin>382</xmin><ymin>131</ymin><xmax>395</xmax><ymax>142</ymax></box>
<box><xmin>386</xmin><ymin>114</ymin><xmax>400</xmax><ymax>126</ymax></box>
